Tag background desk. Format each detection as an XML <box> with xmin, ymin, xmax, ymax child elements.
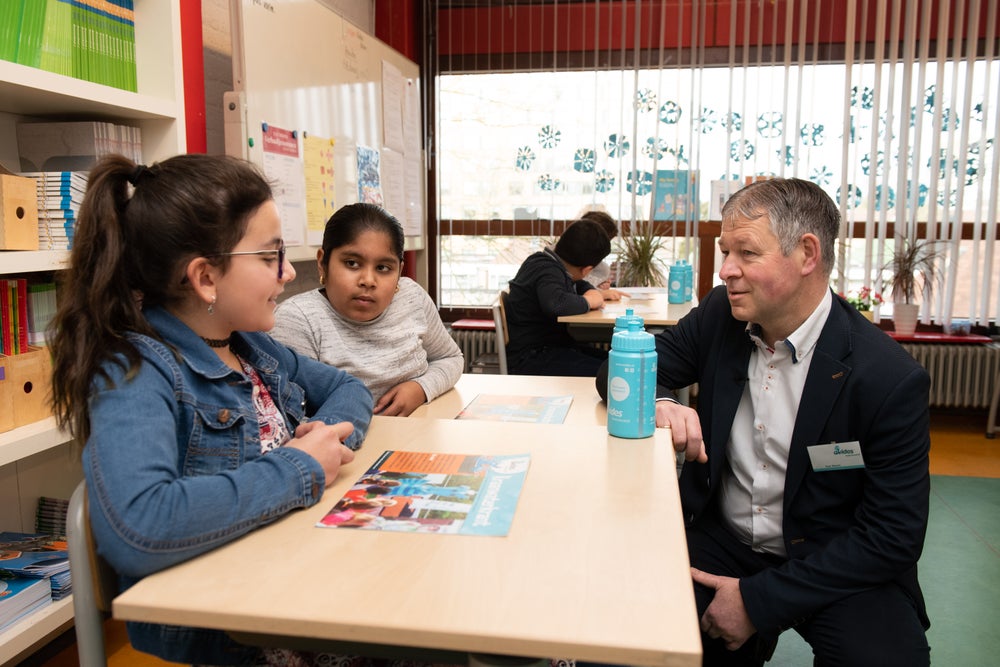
<box><xmin>112</xmin><ymin>416</ymin><xmax>701</xmax><ymax>667</ymax></box>
<box><xmin>558</xmin><ymin>291</ymin><xmax>696</xmax><ymax>329</ymax></box>
<box><xmin>412</xmin><ymin>374</ymin><xmax>605</xmax><ymax>425</ymax></box>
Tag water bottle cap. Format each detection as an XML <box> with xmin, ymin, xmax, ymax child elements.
<box><xmin>611</xmin><ymin>321</ymin><xmax>655</xmax><ymax>351</ymax></box>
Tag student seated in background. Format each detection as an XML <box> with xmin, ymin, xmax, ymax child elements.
<box><xmin>48</xmin><ymin>154</ymin><xmax>372</xmax><ymax>666</ymax></box>
<box><xmin>578</xmin><ymin>208</ymin><xmax>619</xmax><ymax>290</ymax></box>
<box><xmin>272</xmin><ymin>203</ymin><xmax>464</xmax><ymax>416</ymax></box>
<box><xmin>600</xmin><ymin>178</ymin><xmax>931</xmax><ymax>666</ymax></box>
<box><xmin>505</xmin><ymin>219</ymin><xmax>621</xmax><ymax>376</ymax></box>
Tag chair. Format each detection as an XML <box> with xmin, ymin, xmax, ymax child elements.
<box><xmin>67</xmin><ymin>480</ymin><xmax>116</xmax><ymax>667</ymax></box>
<box><xmin>491</xmin><ymin>290</ymin><xmax>510</xmax><ymax>375</ymax></box>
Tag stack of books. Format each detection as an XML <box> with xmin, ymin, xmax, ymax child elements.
<box><xmin>0</xmin><ymin>0</ymin><xmax>137</xmax><ymax>92</ymax></box>
<box><xmin>36</xmin><ymin>496</ymin><xmax>69</xmax><ymax>537</ymax></box>
<box><xmin>0</xmin><ymin>532</ymin><xmax>71</xmax><ymax>608</ymax></box>
<box><xmin>17</xmin><ymin>121</ymin><xmax>142</xmax><ymax>171</ymax></box>
<box><xmin>1</xmin><ymin>278</ymin><xmax>30</xmax><ymax>356</ymax></box>
<box><xmin>0</xmin><ymin>575</ymin><xmax>52</xmax><ymax>633</ymax></box>
<box><xmin>21</xmin><ymin>171</ymin><xmax>87</xmax><ymax>250</ymax></box>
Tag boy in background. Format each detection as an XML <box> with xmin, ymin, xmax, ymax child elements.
<box><xmin>505</xmin><ymin>219</ymin><xmax>619</xmax><ymax>376</ymax></box>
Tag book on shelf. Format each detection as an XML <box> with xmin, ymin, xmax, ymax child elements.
<box><xmin>1</xmin><ymin>278</ymin><xmax>57</xmax><ymax>354</ymax></box>
<box><xmin>0</xmin><ymin>532</ymin><xmax>71</xmax><ymax>601</ymax></box>
<box><xmin>17</xmin><ymin>122</ymin><xmax>142</xmax><ymax>172</ymax></box>
<box><xmin>22</xmin><ymin>170</ymin><xmax>88</xmax><ymax>250</ymax></box>
<box><xmin>1</xmin><ymin>278</ymin><xmax>30</xmax><ymax>356</ymax></box>
<box><xmin>0</xmin><ymin>574</ymin><xmax>52</xmax><ymax>633</ymax></box>
<box><xmin>456</xmin><ymin>394</ymin><xmax>574</xmax><ymax>424</ymax></box>
<box><xmin>36</xmin><ymin>496</ymin><xmax>70</xmax><ymax>538</ymax></box>
<box><xmin>26</xmin><ymin>282</ymin><xmax>58</xmax><ymax>346</ymax></box>
<box><xmin>318</xmin><ymin>450</ymin><xmax>531</xmax><ymax>536</ymax></box>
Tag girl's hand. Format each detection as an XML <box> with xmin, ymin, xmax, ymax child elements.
<box><xmin>374</xmin><ymin>381</ymin><xmax>427</xmax><ymax>417</ymax></box>
<box><xmin>286</xmin><ymin>421</ymin><xmax>356</xmax><ymax>486</ymax></box>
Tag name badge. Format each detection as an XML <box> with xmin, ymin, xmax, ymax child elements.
<box><xmin>807</xmin><ymin>441</ymin><xmax>865</xmax><ymax>471</ymax></box>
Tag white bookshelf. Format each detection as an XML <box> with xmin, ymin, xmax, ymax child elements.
<box><xmin>0</xmin><ymin>597</ymin><xmax>74</xmax><ymax>665</ymax></box>
<box><xmin>0</xmin><ymin>0</ymin><xmax>186</xmax><ymax>659</ymax></box>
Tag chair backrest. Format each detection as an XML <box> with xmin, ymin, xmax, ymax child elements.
<box><xmin>67</xmin><ymin>480</ymin><xmax>115</xmax><ymax>666</ymax></box>
<box><xmin>492</xmin><ymin>290</ymin><xmax>510</xmax><ymax>375</ymax></box>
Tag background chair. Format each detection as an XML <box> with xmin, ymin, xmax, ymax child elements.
<box><xmin>67</xmin><ymin>480</ymin><xmax>116</xmax><ymax>667</ymax></box>
<box><xmin>491</xmin><ymin>290</ymin><xmax>510</xmax><ymax>375</ymax></box>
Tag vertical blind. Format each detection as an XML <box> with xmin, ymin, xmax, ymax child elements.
<box><xmin>431</xmin><ymin>1</ymin><xmax>999</xmax><ymax>324</ymax></box>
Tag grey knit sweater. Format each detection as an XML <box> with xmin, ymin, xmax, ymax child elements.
<box><xmin>271</xmin><ymin>278</ymin><xmax>463</xmax><ymax>404</ymax></box>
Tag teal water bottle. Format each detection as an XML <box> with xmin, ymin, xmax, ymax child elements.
<box><xmin>607</xmin><ymin>317</ymin><xmax>657</xmax><ymax>439</ymax></box>
<box><xmin>668</xmin><ymin>262</ymin><xmax>684</xmax><ymax>304</ymax></box>
<box><xmin>681</xmin><ymin>259</ymin><xmax>693</xmax><ymax>302</ymax></box>
<box><xmin>613</xmin><ymin>307</ymin><xmax>642</xmax><ymax>335</ymax></box>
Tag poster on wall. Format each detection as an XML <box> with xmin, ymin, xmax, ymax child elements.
<box><xmin>356</xmin><ymin>145</ymin><xmax>383</xmax><ymax>206</ymax></box>
<box><xmin>261</xmin><ymin>124</ymin><xmax>306</xmax><ymax>246</ymax></box>
<box><xmin>652</xmin><ymin>170</ymin><xmax>699</xmax><ymax>222</ymax></box>
<box><xmin>303</xmin><ymin>134</ymin><xmax>337</xmax><ymax>246</ymax></box>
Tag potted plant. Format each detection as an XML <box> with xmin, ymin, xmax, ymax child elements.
<box><xmin>843</xmin><ymin>286</ymin><xmax>884</xmax><ymax>321</ymax></box>
<box><xmin>616</xmin><ymin>219</ymin><xmax>667</xmax><ymax>287</ymax></box>
<box><xmin>884</xmin><ymin>236</ymin><xmax>942</xmax><ymax>336</ymax></box>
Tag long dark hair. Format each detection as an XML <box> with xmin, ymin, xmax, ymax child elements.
<box><xmin>320</xmin><ymin>203</ymin><xmax>405</xmax><ymax>271</ymax></box>
<box><xmin>49</xmin><ymin>153</ymin><xmax>273</xmax><ymax>441</ymax></box>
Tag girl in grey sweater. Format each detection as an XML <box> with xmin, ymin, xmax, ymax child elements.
<box><xmin>272</xmin><ymin>204</ymin><xmax>463</xmax><ymax>416</ymax></box>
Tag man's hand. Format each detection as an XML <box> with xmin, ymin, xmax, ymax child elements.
<box><xmin>691</xmin><ymin>568</ymin><xmax>757</xmax><ymax>651</ymax></box>
<box><xmin>655</xmin><ymin>400</ymin><xmax>707</xmax><ymax>462</ymax></box>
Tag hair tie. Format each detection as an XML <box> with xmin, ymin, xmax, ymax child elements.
<box><xmin>128</xmin><ymin>164</ymin><xmax>149</xmax><ymax>186</ymax></box>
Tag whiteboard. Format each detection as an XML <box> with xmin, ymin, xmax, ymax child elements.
<box><xmin>226</xmin><ymin>0</ymin><xmax>424</xmax><ymax>260</ymax></box>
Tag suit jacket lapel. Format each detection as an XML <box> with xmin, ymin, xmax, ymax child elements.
<box><xmin>784</xmin><ymin>302</ymin><xmax>853</xmax><ymax>506</ymax></box>
<box><xmin>710</xmin><ymin>325</ymin><xmax>754</xmax><ymax>483</ymax></box>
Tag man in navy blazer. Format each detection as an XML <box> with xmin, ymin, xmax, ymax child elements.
<box><xmin>642</xmin><ymin>179</ymin><xmax>930</xmax><ymax>665</ymax></box>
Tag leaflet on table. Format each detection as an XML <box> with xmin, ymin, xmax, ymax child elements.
<box><xmin>456</xmin><ymin>394</ymin><xmax>573</xmax><ymax>424</ymax></box>
<box><xmin>317</xmin><ymin>450</ymin><xmax>530</xmax><ymax>536</ymax></box>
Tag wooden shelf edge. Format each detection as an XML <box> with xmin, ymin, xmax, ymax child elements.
<box><xmin>0</xmin><ymin>250</ymin><xmax>70</xmax><ymax>273</ymax></box>
<box><xmin>0</xmin><ymin>418</ymin><xmax>72</xmax><ymax>468</ymax></box>
<box><xmin>0</xmin><ymin>596</ymin><xmax>74</xmax><ymax>665</ymax></box>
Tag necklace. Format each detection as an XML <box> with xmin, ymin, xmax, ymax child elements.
<box><xmin>200</xmin><ymin>336</ymin><xmax>232</xmax><ymax>348</ymax></box>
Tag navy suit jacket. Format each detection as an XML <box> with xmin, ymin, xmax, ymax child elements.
<box><xmin>656</xmin><ymin>285</ymin><xmax>931</xmax><ymax>636</ymax></box>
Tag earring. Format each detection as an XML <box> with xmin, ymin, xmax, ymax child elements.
<box><xmin>319</xmin><ymin>273</ymin><xmax>325</xmax><ymax>286</ymax></box>
<box><xmin>208</xmin><ymin>295</ymin><xmax>216</xmax><ymax>315</ymax></box>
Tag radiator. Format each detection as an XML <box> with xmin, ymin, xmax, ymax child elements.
<box><xmin>449</xmin><ymin>328</ymin><xmax>497</xmax><ymax>373</ymax></box>
<box><xmin>900</xmin><ymin>343</ymin><xmax>1000</xmax><ymax>409</ymax></box>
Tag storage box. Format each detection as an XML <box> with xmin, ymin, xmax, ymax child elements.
<box><xmin>0</xmin><ymin>347</ymin><xmax>53</xmax><ymax>432</ymax></box>
<box><xmin>0</xmin><ymin>169</ymin><xmax>39</xmax><ymax>250</ymax></box>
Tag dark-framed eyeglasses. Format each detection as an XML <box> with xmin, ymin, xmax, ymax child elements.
<box><xmin>208</xmin><ymin>240</ymin><xmax>287</xmax><ymax>279</ymax></box>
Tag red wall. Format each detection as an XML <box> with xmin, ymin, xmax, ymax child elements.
<box><xmin>437</xmin><ymin>1</ymin><xmax>996</xmax><ymax>56</ymax></box>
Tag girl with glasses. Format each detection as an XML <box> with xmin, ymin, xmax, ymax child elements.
<box><xmin>49</xmin><ymin>153</ymin><xmax>373</xmax><ymax>666</ymax></box>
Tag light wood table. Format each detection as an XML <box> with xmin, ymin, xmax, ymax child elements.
<box><xmin>112</xmin><ymin>416</ymin><xmax>701</xmax><ymax>667</ymax></box>
<box><xmin>411</xmin><ymin>374</ymin><xmax>606</xmax><ymax>425</ymax></box>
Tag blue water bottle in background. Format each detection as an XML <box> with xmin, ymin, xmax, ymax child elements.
<box><xmin>668</xmin><ymin>262</ymin><xmax>684</xmax><ymax>304</ymax></box>
<box><xmin>681</xmin><ymin>259</ymin><xmax>693</xmax><ymax>302</ymax></box>
<box><xmin>607</xmin><ymin>317</ymin><xmax>657</xmax><ymax>439</ymax></box>
<box><xmin>614</xmin><ymin>307</ymin><xmax>640</xmax><ymax>335</ymax></box>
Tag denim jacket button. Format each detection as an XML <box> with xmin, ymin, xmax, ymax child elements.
<box><xmin>217</xmin><ymin>408</ymin><xmax>230</xmax><ymax>423</ymax></box>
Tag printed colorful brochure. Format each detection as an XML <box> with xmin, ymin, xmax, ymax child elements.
<box><xmin>317</xmin><ymin>450</ymin><xmax>530</xmax><ymax>536</ymax></box>
<box><xmin>456</xmin><ymin>394</ymin><xmax>573</xmax><ymax>424</ymax></box>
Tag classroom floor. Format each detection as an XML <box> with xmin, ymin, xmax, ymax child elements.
<box><xmin>17</xmin><ymin>410</ymin><xmax>999</xmax><ymax>667</ymax></box>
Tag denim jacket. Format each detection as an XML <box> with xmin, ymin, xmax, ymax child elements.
<box><xmin>83</xmin><ymin>306</ymin><xmax>373</xmax><ymax>665</ymax></box>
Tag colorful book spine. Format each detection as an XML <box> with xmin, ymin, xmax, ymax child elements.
<box><xmin>39</xmin><ymin>0</ymin><xmax>73</xmax><ymax>77</ymax></box>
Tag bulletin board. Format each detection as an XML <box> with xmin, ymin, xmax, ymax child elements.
<box><xmin>225</xmin><ymin>0</ymin><xmax>424</xmax><ymax>260</ymax></box>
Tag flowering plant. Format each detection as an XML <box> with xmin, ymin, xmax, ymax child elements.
<box><xmin>843</xmin><ymin>286</ymin><xmax>884</xmax><ymax>311</ymax></box>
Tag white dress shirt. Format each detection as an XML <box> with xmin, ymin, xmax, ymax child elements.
<box><xmin>719</xmin><ymin>290</ymin><xmax>833</xmax><ymax>556</ymax></box>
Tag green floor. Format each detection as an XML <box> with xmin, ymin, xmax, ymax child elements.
<box><xmin>769</xmin><ymin>475</ymin><xmax>1000</xmax><ymax>665</ymax></box>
